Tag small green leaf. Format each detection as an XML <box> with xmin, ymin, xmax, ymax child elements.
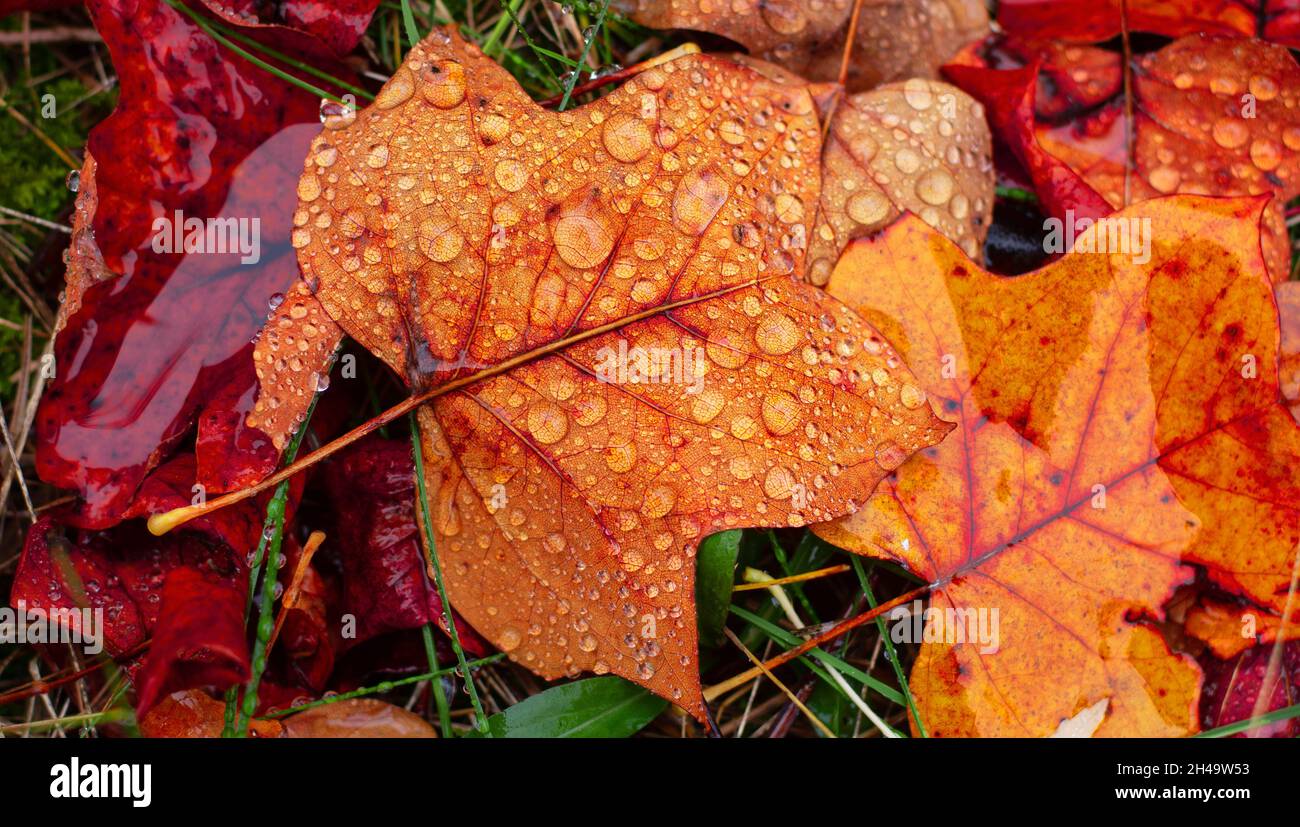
<box><xmin>695</xmin><ymin>529</ymin><xmax>741</xmax><ymax>648</ymax></box>
<box><xmin>479</xmin><ymin>677</ymin><xmax>666</xmax><ymax>738</ymax></box>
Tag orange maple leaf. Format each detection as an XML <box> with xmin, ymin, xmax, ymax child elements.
<box><xmin>218</xmin><ymin>29</ymin><xmax>951</xmax><ymax>717</ymax></box>
<box><xmin>816</xmin><ymin>196</ymin><xmax>1300</xmax><ymax>736</ymax></box>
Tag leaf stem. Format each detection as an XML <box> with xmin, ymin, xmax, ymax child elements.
<box><xmin>149</xmin><ymin>279</ymin><xmax>770</xmax><ymax>535</ymax></box>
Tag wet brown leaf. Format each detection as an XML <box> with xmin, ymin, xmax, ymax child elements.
<box><xmin>808</xmin><ymin>78</ymin><xmax>993</xmax><ymax>285</ymax></box>
<box><xmin>619</xmin><ymin>0</ymin><xmax>989</xmax><ymax>91</ymax></box>
<box><xmin>281</xmin><ymin>699</ymin><xmax>438</xmax><ymax>737</ymax></box>
<box><xmin>138</xmin><ymin>689</ymin><xmax>283</xmax><ymax>738</ymax></box>
<box><xmin>248</xmin><ymin>28</ymin><xmax>951</xmax><ymax>717</ymax></box>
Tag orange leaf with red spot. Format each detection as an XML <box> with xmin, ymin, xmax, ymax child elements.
<box><xmin>816</xmin><ymin>196</ymin><xmax>1300</xmax><ymax>736</ymax></box>
<box><xmin>246</xmin><ymin>28</ymin><xmax>951</xmax><ymax>717</ymax></box>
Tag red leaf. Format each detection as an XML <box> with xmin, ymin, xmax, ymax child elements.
<box><xmin>133</xmin><ymin>568</ymin><xmax>249</xmax><ymax>716</ymax></box>
<box><xmin>321</xmin><ymin>439</ymin><xmax>488</xmax><ymax>657</ymax></box>
<box><xmin>198</xmin><ymin>0</ymin><xmax>379</xmax><ymax>56</ymax></box>
<box><xmin>943</xmin><ymin>56</ymin><xmax>1113</xmax><ymax>223</ymax></box>
<box><xmin>997</xmin><ymin>0</ymin><xmax>1300</xmax><ymax>47</ymax></box>
<box><xmin>11</xmin><ymin>512</ymin><xmax>244</xmax><ymax>657</ymax></box>
<box><xmin>35</xmin><ymin>0</ymin><xmax>372</xmax><ymax>528</ymax></box>
<box><xmin>1201</xmin><ymin>641</ymin><xmax>1300</xmax><ymax>736</ymax></box>
<box><xmin>0</xmin><ymin>0</ymin><xmax>80</xmax><ymax>12</ymax></box>
<box><xmin>11</xmin><ymin>454</ymin><xmax>259</xmax><ymax>657</ymax></box>
<box><xmin>982</xmin><ymin>36</ymin><xmax>1122</xmax><ymax>118</ymax></box>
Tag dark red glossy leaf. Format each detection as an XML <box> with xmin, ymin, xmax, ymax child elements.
<box><xmin>0</xmin><ymin>0</ymin><xmax>80</xmax><ymax>13</ymax></box>
<box><xmin>12</xmin><ymin>453</ymin><xmax>256</xmax><ymax>663</ymax></box>
<box><xmin>997</xmin><ymin>0</ymin><xmax>1300</xmax><ymax>47</ymax></box>
<box><xmin>199</xmin><ymin>0</ymin><xmax>379</xmax><ymax>56</ymax></box>
<box><xmin>123</xmin><ymin>452</ymin><xmax>265</xmax><ymax>552</ymax></box>
<box><xmin>321</xmin><ymin>438</ymin><xmax>488</xmax><ymax>657</ymax></box>
<box><xmin>35</xmin><ymin>0</ymin><xmax>371</xmax><ymax>529</ymax></box>
<box><xmin>11</xmin><ymin>511</ymin><xmax>245</xmax><ymax>658</ymax></box>
<box><xmin>1201</xmin><ymin>641</ymin><xmax>1300</xmax><ymax>736</ymax></box>
<box><xmin>133</xmin><ymin>568</ymin><xmax>249</xmax><ymax>716</ymax></box>
<box><xmin>9</xmin><ymin>451</ymin><xmax>320</xmax><ymax>712</ymax></box>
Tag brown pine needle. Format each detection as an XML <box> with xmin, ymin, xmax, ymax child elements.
<box><xmin>266</xmin><ymin>530</ymin><xmax>327</xmax><ymax>656</ymax></box>
<box><xmin>732</xmin><ymin>563</ymin><xmax>850</xmax><ymax>591</ymax></box>
<box><xmin>0</xmin><ymin>98</ymin><xmax>79</xmax><ymax>169</ymax></box>
<box><xmin>0</xmin><ymin>639</ymin><xmax>149</xmax><ymax>706</ymax></box>
<box><xmin>837</xmin><ymin>0</ymin><xmax>866</xmax><ymax>88</ymax></box>
<box><xmin>723</xmin><ymin>627</ymin><xmax>835</xmax><ymax>738</ymax></box>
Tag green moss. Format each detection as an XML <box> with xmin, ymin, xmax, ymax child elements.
<box><xmin>0</xmin><ymin>75</ymin><xmax>112</xmax><ymax>221</ymax></box>
<box><xmin>0</xmin><ymin>40</ymin><xmax>116</xmax><ymax>398</ymax></box>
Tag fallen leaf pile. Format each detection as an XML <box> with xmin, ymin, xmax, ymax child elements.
<box><xmin>947</xmin><ymin>33</ymin><xmax>1300</xmax><ymax>280</ymax></box>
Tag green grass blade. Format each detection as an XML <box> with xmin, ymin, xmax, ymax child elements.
<box><xmin>400</xmin><ymin>0</ymin><xmax>421</xmax><ymax>48</ymax></box>
<box><xmin>558</xmin><ymin>0</ymin><xmax>613</xmax><ymax>110</ymax></box>
<box><xmin>223</xmin><ymin>396</ymin><xmax>319</xmax><ymax>737</ymax></box>
<box><xmin>851</xmin><ymin>556</ymin><xmax>926</xmax><ymax>737</ymax></box>
<box><xmin>260</xmin><ymin>654</ymin><xmax>504</xmax><ymax>719</ymax></box>
<box><xmin>1196</xmin><ymin>703</ymin><xmax>1300</xmax><ymax>738</ymax></box>
<box><xmin>161</xmin><ymin>0</ymin><xmax>354</xmax><ymax>104</ymax></box>
<box><xmin>410</xmin><ymin>412</ymin><xmax>490</xmax><ymax>734</ymax></box>
<box><xmin>421</xmin><ymin>623</ymin><xmax>453</xmax><ymax>737</ymax></box>
<box><xmin>729</xmin><ymin>605</ymin><xmax>905</xmax><ymax>706</ymax></box>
